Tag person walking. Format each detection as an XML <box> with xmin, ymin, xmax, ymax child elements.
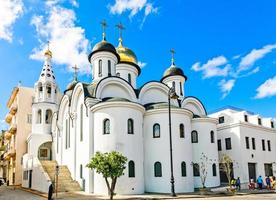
<box><xmin>265</xmin><ymin>176</ymin><xmax>271</xmax><ymax>190</ymax></box>
<box><xmin>257</xmin><ymin>175</ymin><xmax>263</xmax><ymax>190</ymax></box>
<box><xmin>236</xmin><ymin>177</ymin><xmax>241</xmax><ymax>191</ymax></box>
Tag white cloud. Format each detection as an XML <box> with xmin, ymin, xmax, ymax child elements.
<box><xmin>138</xmin><ymin>61</ymin><xmax>146</xmax><ymax>68</ymax></box>
<box><xmin>191</xmin><ymin>56</ymin><xmax>230</xmax><ymax>79</ymax></box>
<box><xmin>30</xmin><ymin>4</ymin><xmax>90</xmax><ymax>74</ymax></box>
<box><xmin>0</xmin><ymin>119</ymin><xmax>7</xmax><ymax>130</ymax></box>
<box><xmin>238</xmin><ymin>44</ymin><xmax>276</xmax><ymax>73</ymax></box>
<box><xmin>219</xmin><ymin>79</ymin><xmax>236</xmax><ymax>99</ymax></box>
<box><xmin>0</xmin><ymin>0</ymin><xmax>24</xmax><ymax>42</ymax></box>
<box><xmin>109</xmin><ymin>0</ymin><xmax>158</xmax><ymax>27</ymax></box>
<box><xmin>255</xmin><ymin>76</ymin><xmax>276</xmax><ymax>99</ymax></box>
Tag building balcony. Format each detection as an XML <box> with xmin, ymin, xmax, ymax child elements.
<box><xmin>3</xmin><ymin>148</ymin><xmax>16</xmax><ymax>160</ymax></box>
<box><xmin>9</xmin><ymin>104</ymin><xmax>18</xmax><ymax>115</ymax></box>
<box><xmin>9</xmin><ymin>124</ymin><xmax>17</xmax><ymax>134</ymax></box>
<box><xmin>5</xmin><ymin>113</ymin><xmax>12</xmax><ymax>124</ymax></box>
<box><xmin>4</xmin><ymin>131</ymin><xmax>12</xmax><ymax>140</ymax></box>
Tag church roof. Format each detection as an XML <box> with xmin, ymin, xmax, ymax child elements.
<box><xmin>161</xmin><ymin>65</ymin><xmax>187</xmax><ymax>82</ymax></box>
<box><xmin>144</xmin><ymin>102</ymin><xmax>179</xmax><ymax>111</ymax></box>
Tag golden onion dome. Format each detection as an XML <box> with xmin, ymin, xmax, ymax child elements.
<box><xmin>44</xmin><ymin>49</ymin><xmax>52</xmax><ymax>58</ymax></box>
<box><xmin>116</xmin><ymin>40</ymin><xmax>137</xmax><ymax>64</ymax></box>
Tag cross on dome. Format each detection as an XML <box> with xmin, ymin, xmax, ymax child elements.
<box><xmin>72</xmin><ymin>64</ymin><xmax>79</xmax><ymax>81</ymax></box>
<box><xmin>170</xmin><ymin>48</ymin><xmax>176</xmax><ymax>65</ymax></box>
<box><xmin>44</xmin><ymin>41</ymin><xmax>52</xmax><ymax>58</ymax></box>
<box><xmin>116</xmin><ymin>22</ymin><xmax>125</xmax><ymax>46</ymax></box>
<box><xmin>100</xmin><ymin>20</ymin><xmax>108</xmax><ymax>41</ymax></box>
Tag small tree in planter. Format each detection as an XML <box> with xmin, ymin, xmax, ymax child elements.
<box><xmin>219</xmin><ymin>154</ymin><xmax>236</xmax><ymax>193</ymax></box>
<box><xmin>199</xmin><ymin>152</ymin><xmax>213</xmax><ymax>191</ymax></box>
<box><xmin>87</xmin><ymin>151</ymin><xmax>127</xmax><ymax>200</ymax></box>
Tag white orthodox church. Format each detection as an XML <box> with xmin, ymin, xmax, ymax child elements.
<box><xmin>22</xmin><ymin>24</ymin><xmax>275</xmax><ymax>195</ymax></box>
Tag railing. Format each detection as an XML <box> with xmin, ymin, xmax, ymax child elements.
<box><xmin>9</xmin><ymin>123</ymin><xmax>17</xmax><ymax>134</ymax></box>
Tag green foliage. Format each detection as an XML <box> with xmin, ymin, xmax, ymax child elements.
<box><xmin>219</xmin><ymin>154</ymin><xmax>233</xmax><ymax>187</ymax></box>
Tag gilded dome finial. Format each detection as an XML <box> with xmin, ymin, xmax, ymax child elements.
<box><xmin>170</xmin><ymin>48</ymin><xmax>176</xmax><ymax>66</ymax></box>
<box><xmin>72</xmin><ymin>64</ymin><xmax>79</xmax><ymax>81</ymax></box>
<box><xmin>116</xmin><ymin>22</ymin><xmax>125</xmax><ymax>47</ymax></box>
<box><xmin>100</xmin><ymin>20</ymin><xmax>108</xmax><ymax>41</ymax></box>
<box><xmin>44</xmin><ymin>41</ymin><xmax>52</xmax><ymax>58</ymax></box>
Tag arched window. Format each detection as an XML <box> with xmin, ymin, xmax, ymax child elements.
<box><xmin>154</xmin><ymin>162</ymin><xmax>162</xmax><ymax>177</ymax></box>
<box><xmin>128</xmin><ymin>119</ymin><xmax>134</xmax><ymax>134</ymax></box>
<box><xmin>80</xmin><ymin>104</ymin><xmax>83</xmax><ymax>141</ymax></box>
<box><xmin>193</xmin><ymin>163</ymin><xmax>200</xmax><ymax>176</ymax></box>
<box><xmin>37</xmin><ymin>109</ymin><xmax>42</xmax><ymax>124</ymax></box>
<box><xmin>210</xmin><ymin>131</ymin><xmax>215</xmax><ymax>143</ymax></box>
<box><xmin>191</xmin><ymin>130</ymin><xmax>198</xmax><ymax>143</ymax></box>
<box><xmin>46</xmin><ymin>84</ymin><xmax>51</xmax><ymax>98</ymax></box>
<box><xmin>212</xmin><ymin>163</ymin><xmax>217</xmax><ymax>176</ymax></box>
<box><xmin>153</xmin><ymin>123</ymin><xmax>160</xmax><ymax>138</ymax></box>
<box><xmin>108</xmin><ymin>60</ymin><xmax>111</xmax><ymax>76</ymax></box>
<box><xmin>181</xmin><ymin>162</ymin><xmax>186</xmax><ymax>177</ymax></box>
<box><xmin>172</xmin><ymin>81</ymin><xmax>175</xmax><ymax>89</ymax></box>
<box><xmin>80</xmin><ymin>164</ymin><xmax>83</xmax><ymax>178</ymax></box>
<box><xmin>103</xmin><ymin>119</ymin><xmax>110</xmax><ymax>134</ymax></box>
<box><xmin>38</xmin><ymin>83</ymin><xmax>43</xmax><ymax>98</ymax></box>
<box><xmin>128</xmin><ymin>160</ymin><xmax>135</xmax><ymax>177</ymax></box>
<box><xmin>45</xmin><ymin>109</ymin><xmax>52</xmax><ymax>124</ymax></box>
<box><xmin>179</xmin><ymin>82</ymin><xmax>183</xmax><ymax>96</ymax></box>
<box><xmin>180</xmin><ymin>124</ymin><xmax>185</xmax><ymax>138</ymax></box>
<box><xmin>98</xmin><ymin>60</ymin><xmax>102</xmax><ymax>77</ymax></box>
<box><xmin>128</xmin><ymin>73</ymin><xmax>131</xmax><ymax>84</ymax></box>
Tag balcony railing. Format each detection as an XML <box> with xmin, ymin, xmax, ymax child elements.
<box><xmin>9</xmin><ymin>104</ymin><xmax>18</xmax><ymax>115</ymax></box>
<box><xmin>5</xmin><ymin>113</ymin><xmax>12</xmax><ymax>124</ymax></box>
<box><xmin>4</xmin><ymin>131</ymin><xmax>12</xmax><ymax>140</ymax></box>
<box><xmin>9</xmin><ymin>123</ymin><xmax>17</xmax><ymax>134</ymax></box>
<box><xmin>3</xmin><ymin>148</ymin><xmax>16</xmax><ymax>160</ymax></box>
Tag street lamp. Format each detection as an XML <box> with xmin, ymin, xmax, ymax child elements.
<box><xmin>168</xmin><ymin>86</ymin><xmax>178</xmax><ymax>197</ymax></box>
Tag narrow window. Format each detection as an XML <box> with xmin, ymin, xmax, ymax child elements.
<box><xmin>65</xmin><ymin>119</ymin><xmax>68</xmax><ymax>149</ymax></box>
<box><xmin>128</xmin><ymin>73</ymin><xmax>131</xmax><ymax>84</ymax></box>
<box><xmin>153</xmin><ymin>123</ymin><xmax>160</xmax><ymax>138</ymax></box>
<box><xmin>258</xmin><ymin>118</ymin><xmax>262</xmax><ymax>125</ymax></box>
<box><xmin>244</xmin><ymin>115</ymin><xmax>248</xmax><ymax>122</ymax></box>
<box><xmin>98</xmin><ymin>60</ymin><xmax>102</xmax><ymax>77</ymax></box>
<box><xmin>80</xmin><ymin>104</ymin><xmax>83</xmax><ymax>141</ymax></box>
<box><xmin>80</xmin><ymin>164</ymin><xmax>83</xmax><ymax>179</ymax></box>
<box><xmin>179</xmin><ymin>124</ymin><xmax>185</xmax><ymax>138</ymax></box>
<box><xmin>27</xmin><ymin>114</ymin><xmax>32</xmax><ymax>124</ymax></box>
<box><xmin>271</xmin><ymin>121</ymin><xmax>274</xmax><ymax>128</ymax></box>
<box><xmin>179</xmin><ymin>82</ymin><xmax>183</xmax><ymax>96</ymax></box>
<box><xmin>219</xmin><ymin>116</ymin><xmax>225</xmax><ymax>124</ymax></box>
<box><xmin>128</xmin><ymin>161</ymin><xmax>135</xmax><ymax>178</ymax></box>
<box><xmin>217</xmin><ymin>139</ymin><xmax>222</xmax><ymax>151</ymax></box>
<box><xmin>193</xmin><ymin>163</ymin><xmax>200</xmax><ymax>176</ymax></box>
<box><xmin>127</xmin><ymin>119</ymin><xmax>134</xmax><ymax>134</ymax></box>
<box><xmin>57</xmin><ymin>130</ymin><xmax>59</xmax><ymax>154</ymax></box>
<box><xmin>154</xmin><ymin>162</ymin><xmax>162</xmax><ymax>177</ymax></box>
<box><xmin>46</xmin><ymin>85</ymin><xmax>51</xmax><ymax>98</ymax></box>
<box><xmin>210</xmin><ymin>131</ymin><xmax>215</xmax><ymax>143</ymax></box>
<box><xmin>181</xmin><ymin>162</ymin><xmax>186</xmax><ymax>177</ymax></box>
<box><xmin>103</xmin><ymin>119</ymin><xmax>110</xmax><ymax>134</ymax></box>
<box><xmin>191</xmin><ymin>130</ymin><xmax>198</xmax><ymax>143</ymax></box>
<box><xmin>172</xmin><ymin>81</ymin><xmax>175</xmax><ymax>89</ymax></box>
<box><xmin>212</xmin><ymin>163</ymin><xmax>217</xmax><ymax>176</ymax></box>
<box><xmin>225</xmin><ymin>138</ymin><xmax>232</xmax><ymax>150</ymax></box>
<box><xmin>38</xmin><ymin>83</ymin><xmax>43</xmax><ymax>98</ymax></box>
<box><xmin>267</xmin><ymin>140</ymin><xmax>271</xmax><ymax>151</ymax></box>
<box><xmin>252</xmin><ymin>138</ymin><xmax>256</xmax><ymax>150</ymax></box>
<box><xmin>262</xmin><ymin>139</ymin><xmax>266</xmax><ymax>151</ymax></box>
<box><xmin>37</xmin><ymin>110</ymin><xmax>42</xmax><ymax>124</ymax></box>
<box><xmin>108</xmin><ymin>60</ymin><xmax>111</xmax><ymax>76</ymax></box>
<box><xmin>245</xmin><ymin>137</ymin><xmax>250</xmax><ymax>149</ymax></box>
<box><xmin>45</xmin><ymin>109</ymin><xmax>52</xmax><ymax>124</ymax></box>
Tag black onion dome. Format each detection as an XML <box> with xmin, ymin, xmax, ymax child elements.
<box><xmin>161</xmin><ymin>65</ymin><xmax>187</xmax><ymax>82</ymax></box>
<box><xmin>88</xmin><ymin>40</ymin><xmax>120</xmax><ymax>62</ymax></box>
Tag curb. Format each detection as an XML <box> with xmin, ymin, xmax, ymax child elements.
<box><xmin>17</xmin><ymin>186</ymin><xmax>48</xmax><ymax>199</ymax></box>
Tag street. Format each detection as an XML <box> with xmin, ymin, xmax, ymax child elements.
<box><xmin>0</xmin><ymin>186</ymin><xmax>44</xmax><ymax>200</ymax></box>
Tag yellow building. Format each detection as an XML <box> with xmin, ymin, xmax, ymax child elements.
<box><xmin>4</xmin><ymin>86</ymin><xmax>34</xmax><ymax>185</ymax></box>
<box><xmin>0</xmin><ymin>130</ymin><xmax>7</xmax><ymax>181</ymax></box>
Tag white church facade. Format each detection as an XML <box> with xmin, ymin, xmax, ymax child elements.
<box><xmin>21</xmin><ymin>25</ymin><xmax>276</xmax><ymax>195</ymax></box>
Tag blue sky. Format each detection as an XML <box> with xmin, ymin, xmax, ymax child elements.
<box><xmin>1</xmin><ymin>0</ymin><xmax>276</xmax><ymax>129</ymax></box>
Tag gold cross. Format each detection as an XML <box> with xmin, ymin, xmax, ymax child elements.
<box><xmin>170</xmin><ymin>48</ymin><xmax>176</xmax><ymax>64</ymax></box>
<box><xmin>100</xmin><ymin>20</ymin><xmax>108</xmax><ymax>40</ymax></box>
<box><xmin>72</xmin><ymin>64</ymin><xmax>79</xmax><ymax>81</ymax></box>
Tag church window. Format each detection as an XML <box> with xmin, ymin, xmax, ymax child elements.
<box><xmin>128</xmin><ymin>119</ymin><xmax>134</xmax><ymax>134</ymax></box>
<box><xmin>45</xmin><ymin>109</ymin><xmax>52</xmax><ymax>124</ymax></box>
<box><xmin>218</xmin><ymin>116</ymin><xmax>224</xmax><ymax>124</ymax></box>
<box><xmin>258</xmin><ymin>118</ymin><xmax>262</xmax><ymax>125</ymax></box>
<box><xmin>154</xmin><ymin>162</ymin><xmax>162</xmax><ymax>177</ymax></box>
<box><xmin>37</xmin><ymin>110</ymin><xmax>42</xmax><ymax>124</ymax></box>
<box><xmin>210</xmin><ymin>131</ymin><xmax>215</xmax><ymax>143</ymax></box>
<box><xmin>225</xmin><ymin>138</ymin><xmax>232</xmax><ymax>150</ymax></box>
<box><xmin>80</xmin><ymin>164</ymin><xmax>83</xmax><ymax>178</ymax></box>
<box><xmin>212</xmin><ymin>163</ymin><xmax>217</xmax><ymax>176</ymax></box>
<box><xmin>268</xmin><ymin>140</ymin><xmax>271</xmax><ymax>151</ymax></box>
<box><xmin>128</xmin><ymin>73</ymin><xmax>131</xmax><ymax>84</ymax></box>
<box><xmin>180</xmin><ymin>82</ymin><xmax>183</xmax><ymax>96</ymax></box>
<box><xmin>80</xmin><ymin>104</ymin><xmax>83</xmax><ymax>141</ymax></box>
<box><xmin>172</xmin><ymin>81</ymin><xmax>175</xmax><ymax>89</ymax></box>
<box><xmin>66</xmin><ymin>119</ymin><xmax>70</xmax><ymax>149</ymax></box>
<box><xmin>191</xmin><ymin>130</ymin><xmax>198</xmax><ymax>143</ymax></box>
<box><xmin>217</xmin><ymin>139</ymin><xmax>222</xmax><ymax>151</ymax></box>
<box><xmin>181</xmin><ymin>162</ymin><xmax>186</xmax><ymax>177</ymax></box>
<box><xmin>38</xmin><ymin>83</ymin><xmax>43</xmax><ymax>98</ymax></box>
<box><xmin>153</xmin><ymin>123</ymin><xmax>160</xmax><ymax>138</ymax></box>
<box><xmin>99</xmin><ymin>60</ymin><xmax>102</xmax><ymax>77</ymax></box>
<box><xmin>103</xmin><ymin>119</ymin><xmax>110</xmax><ymax>134</ymax></box>
<box><xmin>128</xmin><ymin>161</ymin><xmax>135</xmax><ymax>177</ymax></box>
<box><xmin>46</xmin><ymin>84</ymin><xmax>51</xmax><ymax>98</ymax></box>
<box><xmin>193</xmin><ymin>163</ymin><xmax>200</xmax><ymax>176</ymax></box>
<box><xmin>108</xmin><ymin>60</ymin><xmax>111</xmax><ymax>76</ymax></box>
<box><xmin>180</xmin><ymin>124</ymin><xmax>185</xmax><ymax>138</ymax></box>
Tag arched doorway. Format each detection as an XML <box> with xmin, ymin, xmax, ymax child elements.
<box><xmin>38</xmin><ymin>142</ymin><xmax>52</xmax><ymax>160</ymax></box>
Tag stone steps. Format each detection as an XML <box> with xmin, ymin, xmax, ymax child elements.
<box><xmin>40</xmin><ymin>160</ymin><xmax>81</xmax><ymax>192</ymax></box>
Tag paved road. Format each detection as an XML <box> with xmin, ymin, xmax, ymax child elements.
<box><xmin>0</xmin><ymin>186</ymin><xmax>44</xmax><ymax>200</ymax></box>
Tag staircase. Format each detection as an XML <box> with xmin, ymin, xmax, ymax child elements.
<box><xmin>40</xmin><ymin>160</ymin><xmax>81</xmax><ymax>192</ymax></box>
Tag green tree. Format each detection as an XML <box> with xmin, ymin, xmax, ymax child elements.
<box><xmin>219</xmin><ymin>154</ymin><xmax>233</xmax><ymax>188</ymax></box>
<box><xmin>87</xmin><ymin>151</ymin><xmax>127</xmax><ymax>200</ymax></box>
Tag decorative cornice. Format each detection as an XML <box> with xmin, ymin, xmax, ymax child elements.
<box><xmin>217</xmin><ymin>122</ymin><xmax>276</xmax><ymax>133</ymax></box>
<box><xmin>192</xmin><ymin>117</ymin><xmax>218</xmax><ymax>124</ymax></box>
<box><xmin>145</xmin><ymin>107</ymin><xmax>193</xmax><ymax>118</ymax></box>
<box><xmin>91</xmin><ymin>101</ymin><xmax>145</xmax><ymax>113</ymax></box>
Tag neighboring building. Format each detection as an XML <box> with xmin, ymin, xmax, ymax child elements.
<box><xmin>3</xmin><ymin>86</ymin><xmax>34</xmax><ymax>185</ymax></box>
<box><xmin>0</xmin><ymin>130</ymin><xmax>7</xmax><ymax>180</ymax></box>
<box><xmin>209</xmin><ymin>106</ymin><xmax>276</xmax><ymax>185</ymax></box>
